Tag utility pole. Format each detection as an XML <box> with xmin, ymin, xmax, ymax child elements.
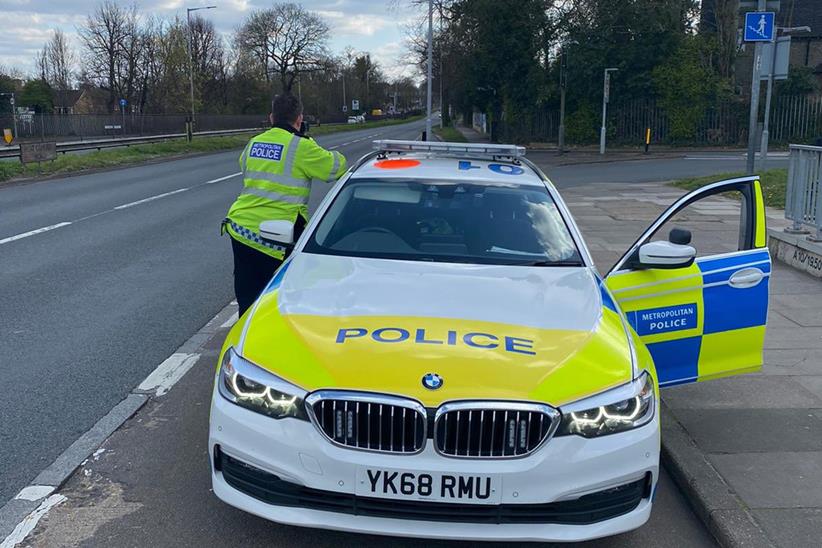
<box><xmin>438</xmin><ymin>6</ymin><xmax>443</xmax><ymax>128</ymax></box>
<box><xmin>558</xmin><ymin>50</ymin><xmax>567</xmax><ymax>153</ymax></box>
<box><xmin>599</xmin><ymin>68</ymin><xmax>618</xmax><ymax>155</ymax></box>
<box><xmin>745</xmin><ymin>0</ymin><xmax>767</xmax><ymax>174</ymax></box>
<box><xmin>425</xmin><ymin>0</ymin><xmax>433</xmax><ymax>140</ymax></box>
<box><xmin>186</xmin><ymin>5</ymin><xmax>216</xmax><ymax>129</ymax></box>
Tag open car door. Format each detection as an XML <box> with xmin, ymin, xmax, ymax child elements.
<box><xmin>605</xmin><ymin>176</ymin><xmax>770</xmax><ymax>387</ymax></box>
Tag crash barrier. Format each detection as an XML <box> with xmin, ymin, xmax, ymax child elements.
<box><xmin>0</xmin><ymin>127</ymin><xmax>261</xmax><ymax>161</ymax></box>
<box><xmin>785</xmin><ymin>144</ymin><xmax>822</xmax><ymax>241</ymax></box>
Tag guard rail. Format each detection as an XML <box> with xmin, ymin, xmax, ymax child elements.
<box><xmin>0</xmin><ymin>127</ymin><xmax>265</xmax><ymax>160</ymax></box>
<box><xmin>785</xmin><ymin>144</ymin><xmax>822</xmax><ymax>241</ymax></box>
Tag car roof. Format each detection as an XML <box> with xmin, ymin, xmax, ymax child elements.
<box><xmin>351</xmin><ymin>153</ymin><xmax>547</xmax><ymax>187</ymax></box>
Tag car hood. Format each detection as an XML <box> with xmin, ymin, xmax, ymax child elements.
<box><xmin>238</xmin><ymin>254</ymin><xmax>633</xmax><ymax>407</ymax></box>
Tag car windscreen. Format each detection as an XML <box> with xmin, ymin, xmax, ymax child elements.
<box><xmin>303</xmin><ymin>178</ymin><xmax>582</xmax><ymax>266</ymax></box>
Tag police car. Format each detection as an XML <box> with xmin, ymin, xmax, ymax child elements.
<box><xmin>209</xmin><ymin>140</ymin><xmax>770</xmax><ymax>542</ymax></box>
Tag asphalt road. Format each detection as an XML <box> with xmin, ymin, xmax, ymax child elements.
<box><xmin>0</xmin><ymin>119</ymin><xmax>426</xmax><ymax>506</ymax></box>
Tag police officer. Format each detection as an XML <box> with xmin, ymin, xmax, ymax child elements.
<box><xmin>224</xmin><ymin>94</ymin><xmax>347</xmax><ymax>316</ymax></box>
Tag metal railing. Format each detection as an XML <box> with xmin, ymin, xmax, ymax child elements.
<box><xmin>0</xmin><ymin>127</ymin><xmax>262</xmax><ymax>160</ymax></box>
<box><xmin>785</xmin><ymin>144</ymin><xmax>822</xmax><ymax>241</ymax></box>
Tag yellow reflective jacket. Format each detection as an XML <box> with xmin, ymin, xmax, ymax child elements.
<box><xmin>225</xmin><ymin>126</ymin><xmax>347</xmax><ymax>259</ymax></box>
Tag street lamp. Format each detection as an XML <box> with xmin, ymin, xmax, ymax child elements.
<box><xmin>0</xmin><ymin>92</ymin><xmax>17</xmax><ymax>143</ymax></box>
<box><xmin>600</xmin><ymin>68</ymin><xmax>618</xmax><ymax>155</ymax></box>
<box><xmin>186</xmin><ymin>5</ymin><xmax>216</xmax><ymax>128</ymax></box>
<box><xmin>760</xmin><ymin>26</ymin><xmax>811</xmax><ymax>169</ymax></box>
<box><xmin>425</xmin><ymin>0</ymin><xmax>433</xmax><ymax>141</ymax></box>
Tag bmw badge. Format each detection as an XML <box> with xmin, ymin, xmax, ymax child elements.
<box><xmin>422</xmin><ymin>373</ymin><xmax>443</xmax><ymax>390</ymax></box>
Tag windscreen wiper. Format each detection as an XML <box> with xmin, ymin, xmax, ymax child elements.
<box><xmin>512</xmin><ymin>259</ymin><xmax>583</xmax><ymax>267</ymax></box>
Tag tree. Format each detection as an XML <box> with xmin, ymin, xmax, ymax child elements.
<box><xmin>236</xmin><ymin>3</ymin><xmax>330</xmax><ymax>94</ymax></box>
<box><xmin>37</xmin><ymin>30</ymin><xmax>76</xmax><ymax>92</ymax></box>
<box><xmin>19</xmin><ymin>79</ymin><xmax>54</xmax><ymax>113</ymax></box>
<box><xmin>78</xmin><ymin>1</ymin><xmax>142</xmax><ymax>111</ymax></box>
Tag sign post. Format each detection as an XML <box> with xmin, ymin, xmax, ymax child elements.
<box><xmin>352</xmin><ymin>99</ymin><xmax>360</xmax><ymax>112</ymax></box>
<box><xmin>599</xmin><ymin>68</ymin><xmax>618</xmax><ymax>155</ymax></box>
<box><xmin>744</xmin><ymin>8</ymin><xmax>775</xmax><ymax>174</ymax></box>
<box><xmin>119</xmin><ymin>99</ymin><xmax>127</xmax><ymax>136</ymax></box>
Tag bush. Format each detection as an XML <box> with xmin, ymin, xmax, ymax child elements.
<box><xmin>565</xmin><ymin>103</ymin><xmax>598</xmax><ymax>144</ymax></box>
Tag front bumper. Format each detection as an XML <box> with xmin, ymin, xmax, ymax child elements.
<box><xmin>209</xmin><ymin>391</ymin><xmax>659</xmax><ymax>542</ymax></box>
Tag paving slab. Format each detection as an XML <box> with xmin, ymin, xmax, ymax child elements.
<box><xmin>753</xmin><ymin>509</ymin><xmax>822</xmax><ymax>548</ymax></box>
<box><xmin>709</xmin><ymin>452</ymin><xmax>822</xmax><ymax>509</ymax></box>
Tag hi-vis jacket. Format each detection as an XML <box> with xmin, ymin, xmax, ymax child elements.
<box><xmin>225</xmin><ymin>125</ymin><xmax>347</xmax><ymax>259</ymax></box>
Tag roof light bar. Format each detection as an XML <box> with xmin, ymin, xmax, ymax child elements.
<box><xmin>373</xmin><ymin>139</ymin><xmax>526</xmax><ymax>158</ymax></box>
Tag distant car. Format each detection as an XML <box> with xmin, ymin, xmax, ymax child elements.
<box><xmin>356</xmin><ymin>114</ymin><xmax>365</xmax><ymax>123</ymax></box>
<box><xmin>347</xmin><ymin>116</ymin><xmax>359</xmax><ymax>124</ymax></box>
<box><xmin>209</xmin><ymin>140</ymin><xmax>771</xmax><ymax>542</ymax></box>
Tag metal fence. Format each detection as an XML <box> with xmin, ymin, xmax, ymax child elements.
<box><xmin>785</xmin><ymin>144</ymin><xmax>822</xmax><ymax>241</ymax></box>
<box><xmin>0</xmin><ymin>113</ymin><xmax>268</xmax><ymax>143</ymax></box>
<box><xmin>489</xmin><ymin>94</ymin><xmax>822</xmax><ymax>146</ymax></box>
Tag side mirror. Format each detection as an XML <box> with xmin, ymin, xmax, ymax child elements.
<box><xmin>259</xmin><ymin>220</ymin><xmax>295</xmax><ymax>246</ymax></box>
<box><xmin>636</xmin><ymin>240</ymin><xmax>696</xmax><ymax>269</ymax></box>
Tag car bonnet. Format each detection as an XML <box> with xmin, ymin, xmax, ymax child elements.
<box><xmin>238</xmin><ymin>253</ymin><xmax>633</xmax><ymax>407</ymax></box>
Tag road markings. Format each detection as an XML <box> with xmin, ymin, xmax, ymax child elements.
<box><xmin>220</xmin><ymin>311</ymin><xmax>239</xmax><ymax>329</ymax></box>
<box><xmin>114</xmin><ymin>188</ymin><xmax>189</xmax><ymax>210</ymax></box>
<box><xmin>0</xmin><ymin>495</ymin><xmax>66</xmax><ymax>548</ymax></box>
<box><xmin>136</xmin><ymin>353</ymin><xmax>201</xmax><ymax>397</ymax></box>
<box><xmin>0</xmin><ymin>171</ymin><xmax>240</xmax><ymax>247</ymax></box>
<box><xmin>205</xmin><ymin>172</ymin><xmax>242</xmax><ymax>184</ymax></box>
<box><xmin>0</xmin><ymin>222</ymin><xmax>72</xmax><ymax>246</ymax></box>
<box><xmin>13</xmin><ymin>486</ymin><xmax>54</xmax><ymax>502</ymax></box>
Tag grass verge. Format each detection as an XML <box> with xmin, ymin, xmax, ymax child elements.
<box><xmin>0</xmin><ymin>115</ymin><xmax>425</xmax><ymax>184</ymax></box>
<box><xmin>671</xmin><ymin>168</ymin><xmax>788</xmax><ymax>209</ymax></box>
<box><xmin>433</xmin><ymin>125</ymin><xmax>468</xmax><ymax>142</ymax></box>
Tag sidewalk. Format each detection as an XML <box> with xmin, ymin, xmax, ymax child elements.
<box><xmin>458</xmin><ymin>124</ymin><xmax>822</xmax><ymax>547</ymax></box>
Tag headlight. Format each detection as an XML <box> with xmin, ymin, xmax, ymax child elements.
<box><xmin>555</xmin><ymin>372</ymin><xmax>655</xmax><ymax>438</ymax></box>
<box><xmin>218</xmin><ymin>347</ymin><xmax>308</xmax><ymax>421</ymax></box>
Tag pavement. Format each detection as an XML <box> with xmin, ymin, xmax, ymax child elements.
<box><xmin>1</xmin><ymin>120</ymin><xmax>815</xmax><ymax>547</ymax></box>
<box><xmin>458</xmin><ymin>124</ymin><xmax>822</xmax><ymax>547</ymax></box>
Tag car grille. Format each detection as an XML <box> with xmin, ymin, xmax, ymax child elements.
<box><xmin>306</xmin><ymin>391</ymin><xmax>426</xmax><ymax>454</ymax></box>
<box><xmin>434</xmin><ymin>402</ymin><xmax>560</xmax><ymax>458</ymax></box>
<box><xmin>216</xmin><ymin>448</ymin><xmax>651</xmax><ymax>525</ymax></box>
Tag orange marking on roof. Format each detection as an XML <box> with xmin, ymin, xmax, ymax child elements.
<box><xmin>373</xmin><ymin>159</ymin><xmax>421</xmax><ymax>169</ymax></box>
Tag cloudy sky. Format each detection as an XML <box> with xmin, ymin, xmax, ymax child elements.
<box><xmin>0</xmin><ymin>0</ymin><xmax>423</xmax><ymax>80</ymax></box>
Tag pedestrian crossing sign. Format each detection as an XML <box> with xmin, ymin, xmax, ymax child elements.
<box><xmin>744</xmin><ymin>12</ymin><xmax>775</xmax><ymax>42</ymax></box>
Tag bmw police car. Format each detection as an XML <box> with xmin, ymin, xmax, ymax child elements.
<box><xmin>209</xmin><ymin>140</ymin><xmax>770</xmax><ymax>542</ymax></box>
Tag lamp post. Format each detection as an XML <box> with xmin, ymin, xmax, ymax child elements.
<box><xmin>425</xmin><ymin>0</ymin><xmax>433</xmax><ymax>140</ymax></box>
<box><xmin>599</xmin><ymin>67</ymin><xmax>618</xmax><ymax>155</ymax></box>
<box><xmin>186</xmin><ymin>5</ymin><xmax>216</xmax><ymax>129</ymax></box>
<box><xmin>760</xmin><ymin>25</ymin><xmax>811</xmax><ymax>169</ymax></box>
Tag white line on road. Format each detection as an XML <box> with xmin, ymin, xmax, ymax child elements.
<box><xmin>0</xmin><ymin>222</ymin><xmax>72</xmax><ymax>246</ymax></box>
<box><xmin>0</xmin><ymin>495</ymin><xmax>66</xmax><ymax>548</ymax></box>
<box><xmin>136</xmin><ymin>353</ymin><xmax>201</xmax><ymax>397</ymax></box>
<box><xmin>220</xmin><ymin>311</ymin><xmax>239</xmax><ymax>329</ymax></box>
<box><xmin>114</xmin><ymin>188</ymin><xmax>189</xmax><ymax>210</ymax></box>
<box><xmin>205</xmin><ymin>172</ymin><xmax>242</xmax><ymax>184</ymax></box>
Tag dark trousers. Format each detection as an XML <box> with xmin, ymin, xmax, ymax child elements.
<box><xmin>231</xmin><ymin>237</ymin><xmax>283</xmax><ymax>317</ymax></box>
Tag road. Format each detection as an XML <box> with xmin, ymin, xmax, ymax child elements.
<box><xmin>0</xmin><ymin>119</ymin><xmax>425</xmax><ymax>506</ymax></box>
<box><xmin>0</xmin><ymin>120</ymin><xmax>753</xmax><ymax>545</ymax></box>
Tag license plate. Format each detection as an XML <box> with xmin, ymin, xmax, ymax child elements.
<box><xmin>356</xmin><ymin>467</ymin><xmax>501</xmax><ymax>504</ymax></box>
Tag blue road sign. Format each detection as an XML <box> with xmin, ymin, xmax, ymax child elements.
<box><xmin>744</xmin><ymin>12</ymin><xmax>775</xmax><ymax>42</ymax></box>
<box><xmin>119</xmin><ymin>98</ymin><xmax>127</xmax><ymax>107</ymax></box>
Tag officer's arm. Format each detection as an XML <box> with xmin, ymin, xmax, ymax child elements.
<box><xmin>298</xmin><ymin>139</ymin><xmax>348</xmax><ymax>183</ymax></box>
<box><xmin>239</xmin><ymin>141</ymin><xmax>252</xmax><ymax>171</ymax></box>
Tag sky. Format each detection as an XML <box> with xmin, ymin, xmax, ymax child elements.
<box><xmin>0</xmin><ymin>0</ymin><xmax>423</xmax><ymax>81</ymax></box>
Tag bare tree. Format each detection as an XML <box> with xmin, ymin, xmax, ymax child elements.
<box><xmin>236</xmin><ymin>3</ymin><xmax>330</xmax><ymax>94</ymax></box>
<box><xmin>37</xmin><ymin>30</ymin><xmax>76</xmax><ymax>92</ymax></box>
<box><xmin>78</xmin><ymin>1</ymin><xmax>141</xmax><ymax>111</ymax></box>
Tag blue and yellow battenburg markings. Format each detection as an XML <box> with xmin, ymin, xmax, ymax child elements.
<box><xmin>606</xmin><ymin>249</ymin><xmax>770</xmax><ymax>387</ymax></box>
